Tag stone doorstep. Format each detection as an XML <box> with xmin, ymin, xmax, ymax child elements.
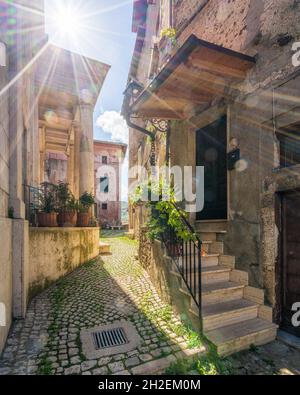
<box><xmin>130</xmin><ymin>347</ymin><xmax>206</xmax><ymax>375</ymax></box>
<box><xmin>99</xmin><ymin>242</ymin><xmax>111</xmax><ymax>255</ymax></box>
<box><xmin>277</xmin><ymin>330</ymin><xmax>300</xmax><ymax>351</ymax></box>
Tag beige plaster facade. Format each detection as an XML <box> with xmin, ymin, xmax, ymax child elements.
<box><xmin>28</xmin><ymin>227</ymin><xmax>100</xmax><ymax>299</ymax></box>
<box><xmin>0</xmin><ymin>1</ymin><xmax>109</xmax><ymax>353</ymax></box>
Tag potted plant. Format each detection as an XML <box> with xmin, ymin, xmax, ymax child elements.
<box><xmin>77</xmin><ymin>192</ymin><xmax>95</xmax><ymax>227</ymax></box>
<box><xmin>37</xmin><ymin>182</ymin><xmax>58</xmax><ymax>227</ymax></box>
<box><xmin>57</xmin><ymin>182</ymin><xmax>78</xmax><ymax>227</ymax></box>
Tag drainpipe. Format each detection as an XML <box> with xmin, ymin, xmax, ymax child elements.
<box><xmin>125</xmin><ymin>114</ymin><xmax>156</xmax><ymax>166</ymax></box>
<box><xmin>166</xmin><ymin>127</ymin><xmax>171</xmax><ymax>166</ymax></box>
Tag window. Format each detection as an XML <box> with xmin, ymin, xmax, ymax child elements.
<box><xmin>102</xmin><ymin>156</ymin><xmax>108</xmax><ymax>164</ymax></box>
<box><xmin>276</xmin><ymin>124</ymin><xmax>300</xmax><ymax>168</ymax></box>
<box><xmin>102</xmin><ymin>203</ymin><xmax>108</xmax><ymax>210</ymax></box>
<box><xmin>100</xmin><ymin>176</ymin><xmax>109</xmax><ymax>193</ymax></box>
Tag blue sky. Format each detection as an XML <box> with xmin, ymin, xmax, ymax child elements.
<box><xmin>45</xmin><ymin>0</ymin><xmax>135</xmax><ymax>199</ymax></box>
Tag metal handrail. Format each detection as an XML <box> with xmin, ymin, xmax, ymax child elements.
<box><xmin>162</xmin><ymin>203</ymin><xmax>203</xmax><ymax>331</ymax></box>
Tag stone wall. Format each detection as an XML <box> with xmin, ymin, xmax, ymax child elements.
<box><xmin>0</xmin><ymin>29</ymin><xmax>9</xmax><ymax>219</ymax></box>
<box><xmin>28</xmin><ymin>227</ymin><xmax>100</xmax><ymax>299</ymax></box>
<box><xmin>0</xmin><ymin>218</ymin><xmax>12</xmax><ymax>354</ymax></box>
<box><xmin>139</xmin><ymin>228</ymin><xmax>201</xmax><ymax>331</ymax></box>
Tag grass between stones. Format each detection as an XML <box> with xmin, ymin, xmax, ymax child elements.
<box><xmin>166</xmin><ymin>340</ymin><xmax>234</xmax><ymax>375</ymax></box>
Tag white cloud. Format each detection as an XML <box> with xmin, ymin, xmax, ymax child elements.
<box><xmin>96</xmin><ymin>111</ymin><xmax>128</xmax><ymax>144</ymax></box>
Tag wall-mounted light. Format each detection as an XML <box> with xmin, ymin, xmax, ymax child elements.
<box><xmin>0</xmin><ymin>42</ymin><xmax>6</xmax><ymax>67</ymax></box>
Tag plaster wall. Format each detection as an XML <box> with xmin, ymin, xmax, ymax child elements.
<box><xmin>28</xmin><ymin>227</ymin><xmax>100</xmax><ymax>299</ymax></box>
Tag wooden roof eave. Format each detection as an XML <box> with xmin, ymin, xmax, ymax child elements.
<box><xmin>130</xmin><ymin>34</ymin><xmax>256</xmax><ymax>120</ymax></box>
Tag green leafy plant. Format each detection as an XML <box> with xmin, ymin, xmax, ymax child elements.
<box><xmin>130</xmin><ymin>180</ymin><xmax>197</xmax><ymax>242</ymax></box>
<box><xmin>38</xmin><ymin>182</ymin><xmax>58</xmax><ymax>213</ymax></box>
<box><xmin>56</xmin><ymin>182</ymin><xmax>77</xmax><ymax>212</ymax></box>
<box><xmin>78</xmin><ymin>192</ymin><xmax>95</xmax><ymax>213</ymax></box>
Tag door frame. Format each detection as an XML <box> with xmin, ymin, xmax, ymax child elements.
<box><xmin>275</xmin><ymin>189</ymin><xmax>300</xmax><ymax>332</ymax></box>
<box><xmin>195</xmin><ymin>107</ymin><xmax>230</xmax><ymax>223</ymax></box>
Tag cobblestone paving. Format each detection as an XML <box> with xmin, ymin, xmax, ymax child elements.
<box><xmin>228</xmin><ymin>341</ymin><xmax>300</xmax><ymax>375</ymax></box>
<box><xmin>0</xmin><ymin>234</ymin><xmax>203</xmax><ymax>375</ymax></box>
<box><xmin>1</xmin><ymin>233</ymin><xmax>300</xmax><ymax>376</ymax></box>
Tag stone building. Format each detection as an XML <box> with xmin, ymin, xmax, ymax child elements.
<box><xmin>123</xmin><ymin>0</ymin><xmax>300</xmax><ymax>354</ymax></box>
<box><xmin>94</xmin><ymin>140</ymin><xmax>127</xmax><ymax>228</ymax></box>
<box><xmin>0</xmin><ymin>1</ymin><xmax>109</xmax><ymax>353</ymax></box>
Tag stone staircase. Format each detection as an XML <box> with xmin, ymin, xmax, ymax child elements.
<box><xmin>169</xmin><ymin>226</ymin><xmax>278</xmax><ymax>357</ymax></box>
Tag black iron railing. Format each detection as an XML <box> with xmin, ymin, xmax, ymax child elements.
<box><xmin>23</xmin><ymin>184</ymin><xmax>42</xmax><ymax>226</ymax></box>
<box><xmin>162</xmin><ymin>204</ymin><xmax>203</xmax><ymax>330</ymax></box>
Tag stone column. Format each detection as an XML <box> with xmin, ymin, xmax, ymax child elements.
<box><xmin>73</xmin><ymin>124</ymin><xmax>80</xmax><ymax>199</ymax></box>
<box><xmin>39</xmin><ymin>125</ymin><xmax>46</xmax><ymax>183</ymax></box>
<box><xmin>79</xmin><ymin>104</ymin><xmax>95</xmax><ymax>195</ymax></box>
<box><xmin>67</xmin><ymin>143</ymin><xmax>75</xmax><ymax>194</ymax></box>
<box><xmin>8</xmin><ymin>39</ymin><xmax>25</xmax><ymax>219</ymax></box>
<box><xmin>8</xmin><ymin>8</ymin><xmax>29</xmax><ymax>320</ymax></box>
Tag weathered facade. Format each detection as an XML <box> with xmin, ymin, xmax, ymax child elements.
<box><xmin>94</xmin><ymin>140</ymin><xmax>127</xmax><ymax>228</ymax></box>
<box><xmin>0</xmin><ymin>1</ymin><xmax>110</xmax><ymax>353</ymax></box>
<box><xmin>124</xmin><ymin>0</ymin><xmax>300</xmax><ymax>351</ymax></box>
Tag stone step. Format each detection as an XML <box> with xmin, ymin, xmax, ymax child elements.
<box><xmin>205</xmin><ymin>318</ymin><xmax>278</xmax><ymax>357</ymax></box>
<box><xmin>182</xmin><ymin>266</ymin><xmax>232</xmax><ymax>288</ymax></box>
<box><xmin>202</xmin><ymin>265</ymin><xmax>231</xmax><ymax>284</ymax></box>
<box><xmin>197</xmin><ymin>231</ymin><xmax>227</xmax><ymax>242</ymax></box>
<box><xmin>202</xmin><ymin>298</ymin><xmax>259</xmax><ymax>331</ymax></box>
<box><xmin>202</xmin><ymin>241</ymin><xmax>224</xmax><ymax>255</ymax></box>
<box><xmin>202</xmin><ymin>281</ymin><xmax>244</xmax><ymax>306</ymax></box>
<box><xmin>99</xmin><ymin>242</ymin><xmax>111</xmax><ymax>255</ymax></box>
<box><xmin>195</xmin><ymin>221</ymin><xmax>228</xmax><ymax>233</ymax></box>
<box><xmin>177</xmin><ymin>254</ymin><xmax>220</xmax><ymax>268</ymax></box>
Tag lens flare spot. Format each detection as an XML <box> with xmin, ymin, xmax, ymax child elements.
<box><xmin>44</xmin><ymin>110</ymin><xmax>58</xmax><ymax>124</ymax></box>
<box><xmin>235</xmin><ymin>159</ymin><xmax>248</xmax><ymax>172</ymax></box>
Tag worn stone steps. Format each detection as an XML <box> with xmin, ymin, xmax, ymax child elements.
<box><xmin>202</xmin><ymin>281</ymin><xmax>245</xmax><ymax>305</ymax></box>
<box><xmin>197</xmin><ymin>230</ymin><xmax>227</xmax><ymax>242</ymax></box>
<box><xmin>205</xmin><ymin>318</ymin><xmax>278</xmax><ymax>357</ymax></box>
<box><xmin>99</xmin><ymin>242</ymin><xmax>111</xmax><ymax>255</ymax></box>
<box><xmin>202</xmin><ymin>298</ymin><xmax>259</xmax><ymax>331</ymax></box>
<box><xmin>181</xmin><ymin>265</ymin><xmax>231</xmax><ymax>287</ymax></box>
<box><xmin>167</xmin><ymin>228</ymin><xmax>277</xmax><ymax>356</ymax></box>
<box><xmin>202</xmin><ymin>240</ymin><xmax>224</xmax><ymax>254</ymax></box>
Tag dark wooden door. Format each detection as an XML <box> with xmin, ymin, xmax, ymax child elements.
<box><xmin>281</xmin><ymin>191</ymin><xmax>300</xmax><ymax>337</ymax></box>
<box><xmin>196</xmin><ymin>116</ymin><xmax>227</xmax><ymax>221</ymax></box>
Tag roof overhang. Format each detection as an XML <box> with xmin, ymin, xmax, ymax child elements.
<box><xmin>35</xmin><ymin>45</ymin><xmax>110</xmax><ymax>153</ymax></box>
<box><xmin>36</xmin><ymin>45</ymin><xmax>110</xmax><ymax>111</ymax></box>
<box><xmin>129</xmin><ymin>35</ymin><xmax>256</xmax><ymax>120</ymax></box>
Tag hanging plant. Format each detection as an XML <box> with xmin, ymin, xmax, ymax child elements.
<box><xmin>130</xmin><ymin>180</ymin><xmax>196</xmax><ymax>242</ymax></box>
<box><xmin>160</xmin><ymin>27</ymin><xmax>177</xmax><ymax>46</ymax></box>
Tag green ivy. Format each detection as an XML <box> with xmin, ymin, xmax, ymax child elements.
<box><xmin>130</xmin><ymin>181</ymin><xmax>197</xmax><ymax>242</ymax></box>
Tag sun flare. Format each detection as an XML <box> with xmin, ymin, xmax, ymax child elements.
<box><xmin>49</xmin><ymin>3</ymin><xmax>83</xmax><ymax>38</ymax></box>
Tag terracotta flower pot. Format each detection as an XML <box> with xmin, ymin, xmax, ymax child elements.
<box><xmin>77</xmin><ymin>212</ymin><xmax>90</xmax><ymax>227</ymax></box>
<box><xmin>57</xmin><ymin>211</ymin><xmax>77</xmax><ymax>227</ymax></box>
<box><xmin>37</xmin><ymin>212</ymin><xmax>58</xmax><ymax>227</ymax></box>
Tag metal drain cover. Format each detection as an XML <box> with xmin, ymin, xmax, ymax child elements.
<box><xmin>93</xmin><ymin>327</ymin><xmax>129</xmax><ymax>350</ymax></box>
<box><xmin>80</xmin><ymin>320</ymin><xmax>141</xmax><ymax>359</ymax></box>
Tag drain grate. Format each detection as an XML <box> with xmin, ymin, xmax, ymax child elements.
<box><xmin>92</xmin><ymin>327</ymin><xmax>129</xmax><ymax>350</ymax></box>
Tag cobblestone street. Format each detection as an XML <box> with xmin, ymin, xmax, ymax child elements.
<box><xmin>0</xmin><ymin>234</ymin><xmax>204</xmax><ymax>375</ymax></box>
<box><xmin>0</xmin><ymin>233</ymin><xmax>299</xmax><ymax>376</ymax></box>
